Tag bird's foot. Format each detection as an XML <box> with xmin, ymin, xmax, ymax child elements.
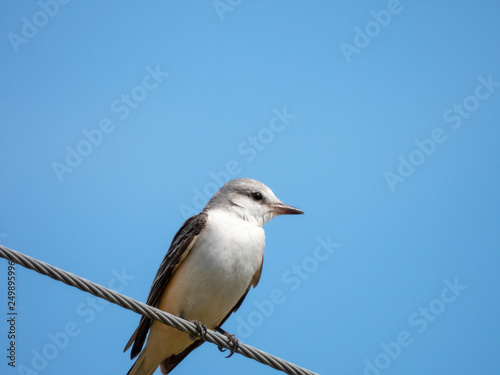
<box><xmin>189</xmin><ymin>320</ymin><xmax>208</xmax><ymax>341</ymax></box>
<box><xmin>216</xmin><ymin>328</ymin><xmax>239</xmax><ymax>358</ymax></box>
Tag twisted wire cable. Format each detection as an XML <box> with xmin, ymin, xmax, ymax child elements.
<box><xmin>0</xmin><ymin>245</ymin><xmax>319</xmax><ymax>375</ymax></box>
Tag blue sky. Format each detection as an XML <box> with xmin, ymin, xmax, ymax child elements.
<box><xmin>1</xmin><ymin>1</ymin><xmax>500</xmax><ymax>374</ymax></box>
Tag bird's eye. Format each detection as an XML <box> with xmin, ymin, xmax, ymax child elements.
<box><xmin>251</xmin><ymin>192</ymin><xmax>263</xmax><ymax>201</ymax></box>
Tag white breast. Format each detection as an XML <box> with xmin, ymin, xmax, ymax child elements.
<box><xmin>177</xmin><ymin>209</ymin><xmax>265</xmax><ymax>327</ymax></box>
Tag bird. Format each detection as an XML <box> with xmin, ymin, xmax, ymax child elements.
<box><xmin>124</xmin><ymin>178</ymin><xmax>304</xmax><ymax>375</ymax></box>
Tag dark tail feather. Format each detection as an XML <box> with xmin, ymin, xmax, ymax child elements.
<box><xmin>159</xmin><ymin>340</ymin><xmax>204</xmax><ymax>374</ymax></box>
<box><xmin>124</xmin><ymin>317</ymin><xmax>151</xmax><ymax>359</ymax></box>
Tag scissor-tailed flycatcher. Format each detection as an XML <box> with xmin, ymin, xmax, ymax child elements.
<box><xmin>124</xmin><ymin>178</ymin><xmax>303</xmax><ymax>374</ymax></box>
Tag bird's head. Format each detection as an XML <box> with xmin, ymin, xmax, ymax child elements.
<box><xmin>203</xmin><ymin>178</ymin><xmax>304</xmax><ymax>226</ymax></box>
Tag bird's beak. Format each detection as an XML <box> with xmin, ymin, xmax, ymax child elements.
<box><xmin>269</xmin><ymin>202</ymin><xmax>304</xmax><ymax>216</ymax></box>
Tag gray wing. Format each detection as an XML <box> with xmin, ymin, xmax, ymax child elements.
<box><xmin>124</xmin><ymin>213</ymin><xmax>208</xmax><ymax>358</ymax></box>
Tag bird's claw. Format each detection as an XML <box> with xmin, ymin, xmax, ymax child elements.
<box><xmin>190</xmin><ymin>320</ymin><xmax>208</xmax><ymax>341</ymax></box>
<box><xmin>217</xmin><ymin>331</ymin><xmax>239</xmax><ymax>358</ymax></box>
